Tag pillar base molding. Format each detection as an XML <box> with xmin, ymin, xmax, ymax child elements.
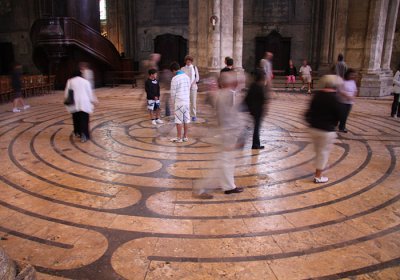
<box><xmin>359</xmin><ymin>71</ymin><xmax>393</xmax><ymax>97</ymax></box>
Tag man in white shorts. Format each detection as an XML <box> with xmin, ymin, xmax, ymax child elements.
<box><xmin>299</xmin><ymin>59</ymin><xmax>312</xmax><ymax>94</ymax></box>
<box><xmin>170</xmin><ymin>61</ymin><xmax>191</xmax><ymax>143</ymax></box>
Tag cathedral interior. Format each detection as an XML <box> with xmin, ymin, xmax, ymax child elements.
<box><xmin>0</xmin><ymin>0</ymin><xmax>400</xmax><ymax>279</ymax></box>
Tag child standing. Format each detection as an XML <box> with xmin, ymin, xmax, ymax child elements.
<box><xmin>299</xmin><ymin>60</ymin><xmax>312</xmax><ymax>94</ymax></box>
<box><xmin>145</xmin><ymin>69</ymin><xmax>163</xmax><ymax>125</ymax></box>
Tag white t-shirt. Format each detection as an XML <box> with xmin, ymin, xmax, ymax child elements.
<box><xmin>64</xmin><ymin>76</ymin><xmax>97</xmax><ymax>113</ymax></box>
<box><xmin>339</xmin><ymin>80</ymin><xmax>357</xmax><ymax>104</ymax></box>
<box><xmin>300</xmin><ymin>65</ymin><xmax>312</xmax><ymax>76</ymax></box>
<box><xmin>171</xmin><ymin>71</ymin><xmax>191</xmax><ymax>106</ymax></box>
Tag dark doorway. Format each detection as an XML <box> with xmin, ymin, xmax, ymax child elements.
<box><xmin>154</xmin><ymin>34</ymin><xmax>187</xmax><ymax>70</ymax></box>
<box><xmin>0</xmin><ymin>43</ymin><xmax>15</xmax><ymax>74</ymax></box>
<box><xmin>255</xmin><ymin>30</ymin><xmax>291</xmax><ymax>73</ymax></box>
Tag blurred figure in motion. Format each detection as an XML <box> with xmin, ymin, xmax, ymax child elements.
<box><xmin>338</xmin><ymin>68</ymin><xmax>357</xmax><ymax>133</ymax></box>
<box><xmin>11</xmin><ymin>63</ymin><xmax>30</xmax><ymax>112</ymax></box>
<box><xmin>244</xmin><ymin>70</ymin><xmax>268</xmax><ymax>149</ymax></box>
<box><xmin>64</xmin><ymin>69</ymin><xmax>98</xmax><ymax>143</ymax></box>
<box><xmin>193</xmin><ymin>71</ymin><xmax>244</xmax><ymax>199</ymax></box>
<box><xmin>335</xmin><ymin>54</ymin><xmax>348</xmax><ymax>79</ymax></box>
<box><xmin>300</xmin><ymin>59</ymin><xmax>312</xmax><ymax>94</ymax></box>
<box><xmin>79</xmin><ymin>62</ymin><xmax>94</xmax><ymax>89</ymax></box>
<box><xmin>143</xmin><ymin>53</ymin><xmax>161</xmax><ymax>71</ymax></box>
<box><xmin>305</xmin><ymin>75</ymin><xmax>343</xmax><ymax>183</ymax></box>
<box><xmin>260</xmin><ymin>52</ymin><xmax>273</xmax><ymax>88</ymax></box>
<box><xmin>170</xmin><ymin>62</ymin><xmax>191</xmax><ymax>143</ymax></box>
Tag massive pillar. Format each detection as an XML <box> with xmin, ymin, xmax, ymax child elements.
<box><xmin>359</xmin><ymin>0</ymin><xmax>392</xmax><ymax>96</ymax></box>
<box><xmin>233</xmin><ymin>0</ymin><xmax>243</xmax><ymax>70</ymax></box>
<box><xmin>381</xmin><ymin>0</ymin><xmax>400</xmax><ymax>71</ymax></box>
<box><xmin>318</xmin><ymin>0</ymin><xmax>335</xmax><ymax>72</ymax></box>
<box><xmin>188</xmin><ymin>0</ymin><xmax>243</xmax><ymax>73</ymax></box>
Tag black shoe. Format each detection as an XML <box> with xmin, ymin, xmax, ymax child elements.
<box><xmin>339</xmin><ymin>129</ymin><xmax>348</xmax><ymax>133</ymax></box>
<box><xmin>224</xmin><ymin>187</ymin><xmax>244</xmax><ymax>194</ymax></box>
<box><xmin>81</xmin><ymin>135</ymin><xmax>88</xmax><ymax>143</ymax></box>
<box><xmin>251</xmin><ymin>145</ymin><xmax>265</xmax><ymax>150</ymax></box>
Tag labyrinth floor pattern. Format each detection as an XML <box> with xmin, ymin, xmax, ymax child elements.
<box><xmin>0</xmin><ymin>86</ymin><xmax>399</xmax><ymax>280</ymax></box>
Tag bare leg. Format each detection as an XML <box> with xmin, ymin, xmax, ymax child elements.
<box><xmin>183</xmin><ymin>123</ymin><xmax>188</xmax><ymax>138</ymax></box>
<box><xmin>315</xmin><ymin>169</ymin><xmax>323</xmax><ymax>178</ymax></box>
<box><xmin>176</xmin><ymin>124</ymin><xmax>183</xmax><ymax>139</ymax></box>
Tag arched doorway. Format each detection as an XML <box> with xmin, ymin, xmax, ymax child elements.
<box><xmin>154</xmin><ymin>34</ymin><xmax>187</xmax><ymax>70</ymax></box>
<box><xmin>255</xmin><ymin>30</ymin><xmax>291</xmax><ymax>72</ymax></box>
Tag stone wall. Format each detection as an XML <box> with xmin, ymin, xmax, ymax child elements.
<box><xmin>242</xmin><ymin>0</ymin><xmax>313</xmax><ymax>72</ymax></box>
<box><xmin>0</xmin><ymin>0</ymin><xmax>38</xmax><ymax>74</ymax></box>
<box><xmin>134</xmin><ymin>0</ymin><xmax>188</xmax><ymax>64</ymax></box>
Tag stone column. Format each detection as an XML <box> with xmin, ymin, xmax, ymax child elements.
<box><xmin>208</xmin><ymin>0</ymin><xmax>221</xmax><ymax>72</ymax></box>
<box><xmin>318</xmin><ymin>0</ymin><xmax>335</xmax><ymax>72</ymax></box>
<box><xmin>332</xmin><ymin>0</ymin><xmax>349</xmax><ymax>61</ymax></box>
<box><xmin>359</xmin><ymin>0</ymin><xmax>391</xmax><ymax>96</ymax></box>
<box><xmin>381</xmin><ymin>0</ymin><xmax>400</xmax><ymax>71</ymax></box>
<box><xmin>233</xmin><ymin>0</ymin><xmax>243</xmax><ymax>69</ymax></box>
<box><xmin>220</xmin><ymin>0</ymin><xmax>234</xmax><ymax>66</ymax></box>
<box><xmin>188</xmin><ymin>0</ymin><xmax>199</xmax><ymax>62</ymax></box>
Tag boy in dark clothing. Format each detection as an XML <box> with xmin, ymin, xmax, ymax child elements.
<box><xmin>145</xmin><ymin>69</ymin><xmax>163</xmax><ymax>125</ymax></box>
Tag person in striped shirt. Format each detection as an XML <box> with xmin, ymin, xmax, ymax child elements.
<box><xmin>170</xmin><ymin>62</ymin><xmax>191</xmax><ymax>143</ymax></box>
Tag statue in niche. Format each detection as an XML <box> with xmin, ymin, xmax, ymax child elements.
<box><xmin>141</xmin><ymin>30</ymin><xmax>153</xmax><ymax>52</ymax></box>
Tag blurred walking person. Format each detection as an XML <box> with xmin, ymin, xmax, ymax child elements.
<box><xmin>64</xmin><ymin>69</ymin><xmax>98</xmax><ymax>143</ymax></box>
<box><xmin>335</xmin><ymin>54</ymin><xmax>348</xmax><ymax>79</ymax></box>
<box><xmin>193</xmin><ymin>72</ymin><xmax>244</xmax><ymax>199</ymax></box>
<box><xmin>338</xmin><ymin>69</ymin><xmax>357</xmax><ymax>133</ymax></box>
<box><xmin>11</xmin><ymin>63</ymin><xmax>30</xmax><ymax>112</ymax></box>
<box><xmin>305</xmin><ymin>75</ymin><xmax>343</xmax><ymax>183</ymax></box>
<box><xmin>244</xmin><ymin>70</ymin><xmax>268</xmax><ymax>149</ymax></box>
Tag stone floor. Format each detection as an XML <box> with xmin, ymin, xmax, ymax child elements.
<box><xmin>0</xmin><ymin>85</ymin><xmax>399</xmax><ymax>280</ymax></box>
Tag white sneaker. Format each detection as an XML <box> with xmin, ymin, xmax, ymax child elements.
<box><xmin>23</xmin><ymin>105</ymin><xmax>30</xmax><ymax>110</ymax></box>
<box><xmin>171</xmin><ymin>137</ymin><xmax>183</xmax><ymax>143</ymax></box>
<box><xmin>182</xmin><ymin>137</ymin><xmax>189</xmax><ymax>142</ymax></box>
<box><xmin>156</xmin><ymin>119</ymin><xmax>164</xmax><ymax>124</ymax></box>
<box><xmin>12</xmin><ymin>108</ymin><xmax>21</xmax><ymax>113</ymax></box>
<box><xmin>151</xmin><ymin>120</ymin><xmax>157</xmax><ymax>125</ymax></box>
<box><xmin>314</xmin><ymin>177</ymin><xmax>329</xmax><ymax>183</ymax></box>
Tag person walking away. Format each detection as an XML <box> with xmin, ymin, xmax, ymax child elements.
<box><xmin>181</xmin><ymin>55</ymin><xmax>200</xmax><ymax>122</ymax></box>
<box><xmin>244</xmin><ymin>70</ymin><xmax>268</xmax><ymax>149</ymax></box>
<box><xmin>299</xmin><ymin>60</ymin><xmax>312</xmax><ymax>94</ymax></box>
<box><xmin>285</xmin><ymin>59</ymin><xmax>297</xmax><ymax>91</ymax></box>
<box><xmin>338</xmin><ymin>69</ymin><xmax>357</xmax><ymax>133</ymax></box>
<box><xmin>260</xmin><ymin>52</ymin><xmax>273</xmax><ymax>88</ymax></box>
<box><xmin>305</xmin><ymin>75</ymin><xmax>343</xmax><ymax>183</ymax></box>
<box><xmin>170</xmin><ymin>62</ymin><xmax>191</xmax><ymax>143</ymax></box>
<box><xmin>145</xmin><ymin>69</ymin><xmax>163</xmax><ymax>125</ymax></box>
<box><xmin>335</xmin><ymin>54</ymin><xmax>347</xmax><ymax>79</ymax></box>
<box><xmin>11</xmin><ymin>63</ymin><xmax>30</xmax><ymax>112</ymax></box>
<box><xmin>64</xmin><ymin>69</ymin><xmax>98</xmax><ymax>143</ymax></box>
<box><xmin>391</xmin><ymin>64</ymin><xmax>400</xmax><ymax>118</ymax></box>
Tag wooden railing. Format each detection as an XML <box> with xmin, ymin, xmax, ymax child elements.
<box><xmin>0</xmin><ymin>75</ymin><xmax>55</xmax><ymax>103</ymax></box>
<box><xmin>30</xmin><ymin>17</ymin><xmax>121</xmax><ymax>68</ymax></box>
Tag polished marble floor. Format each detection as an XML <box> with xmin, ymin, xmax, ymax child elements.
<box><xmin>0</xmin><ymin>85</ymin><xmax>399</xmax><ymax>279</ymax></box>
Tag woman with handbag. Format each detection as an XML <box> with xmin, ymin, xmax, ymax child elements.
<box><xmin>64</xmin><ymin>69</ymin><xmax>97</xmax><ymax>143</ymax></box>
<box><xmin>391</xmin><ymin>64</ymin><xmax>400</xmax><ymax>118</ymax></box>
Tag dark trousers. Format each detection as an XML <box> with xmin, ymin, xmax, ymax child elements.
<box><xmin>391</xmin><ymin>93</ymin><xmax>400</xmax><ymax>117</ymax></box>
<box><xmin>252</xmin><ymin>114</ymin><xmax>262</xmax><ymax>147</ymax></box>
<box><xmin>339</xmin><ymin>103</ymin><xmax>352</xmax><ymax>131</ymax></box>
<box><xmin>72</xmin><ymin>111</ymin><xmax>90</xmax><ymax>139</ymax></box>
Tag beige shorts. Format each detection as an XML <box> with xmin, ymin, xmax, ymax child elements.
<box><xmin>302</xmin><ymin>74</ymin><xmax>312</xmax><ymax>83</ymax></box>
